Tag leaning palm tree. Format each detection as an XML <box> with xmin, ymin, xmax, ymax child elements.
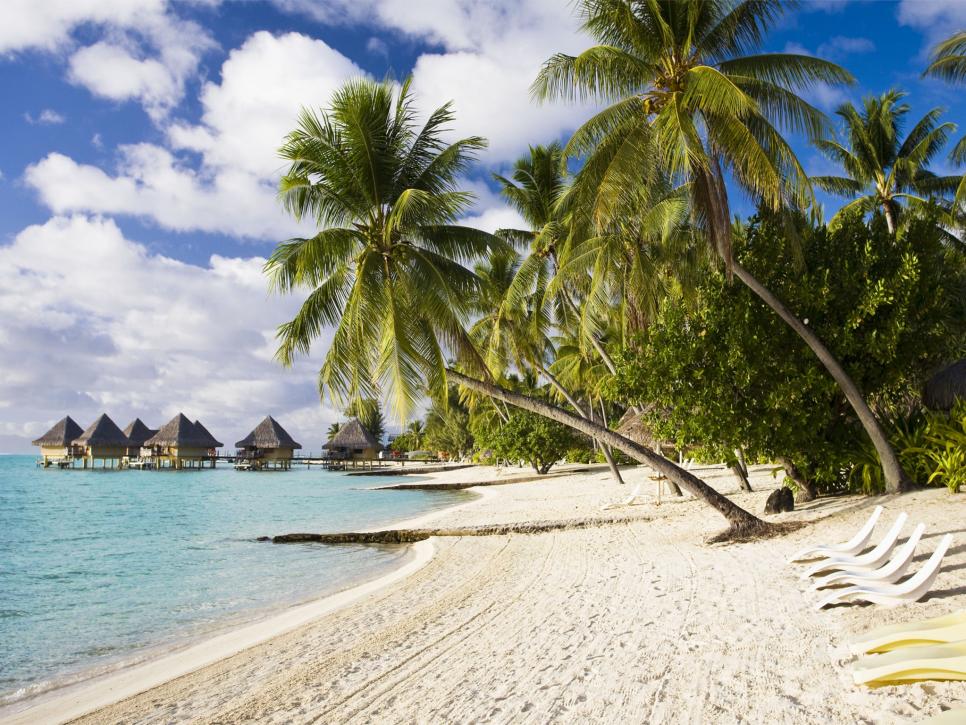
<box><xmin>268</xmin><ymin>77</ymin><xmax>767</xmax><ymax>537</ymax></box>
<box><xmin>534</xmin><ymin>0</ymin><xmax>912</xmax><ymax>493</ymax></box>
<box><xmin>812</xmin><ymin>90</ymin><xmax>958</xmax><ymax>233</ymax></box>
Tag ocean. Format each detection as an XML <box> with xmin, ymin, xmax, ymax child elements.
<box><xmin>0</xmin><ymin>455</ymin><xmax>468</xmax><ymax>706</ymax></box>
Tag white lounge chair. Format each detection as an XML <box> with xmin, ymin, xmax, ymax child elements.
<box><xmin>853</xmin><ymin>639</ymin><xmax>966</xmax><ymax>685</ymax></box>
<box><xmin>800</xmin><ymin>512</ymin><xmax>908</xmax><ymax>580</ymax></box>
<box><xmin>850</xmin><ymin>609</ymin><xmax>966</xmax><ymax>655</ymax></box>
<box><xmin>811</xmin><ymin>523</ymin><xmax>924</xmax><ymax>590</ymax></box>
<box><xmin>601</xmin><ymin>483</ymin><xmax>643</xmax><ymax>511</ymax></box>
<box><xmin>815</xmin><ymin>534</ymin><xmax>952</xmax><ymax>610</ymax></box>
<box><xmin>788</xmin><ymin>505</ymin><xmax>883</xmax><ymax>563</ymax></box>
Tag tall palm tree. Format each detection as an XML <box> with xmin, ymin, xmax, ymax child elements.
<box><xmin>269</xmin><ymin>77</ymin><xmax>492</xmax><ymax>416</ymax></box>
<box><xmin>812</xmin><ymin>90</ymin><xmax>958</xmax><ymax>233</ymax></box>
<box><xmin>534</xmin><ymin>0</ymin><xmax>913</xmax><ymax>493</ymax></box>
<box><xmin>326</xmin><ymin>421</ymin><xmax>341</xmax><ymax>440</ymax></box>
<box><xmin>269</xmin><ymin>77</ymin><xmax>767</xmax><ymax>537</ymax></box>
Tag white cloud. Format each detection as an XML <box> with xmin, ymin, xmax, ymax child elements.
<box><xmin>26</xmin><ymin>31</ymin><xmax>369</xmax><ymax>240</ymax></box>
<box><xmin>24</xmin><ymin>109</ymin><xmax>66</xmax><ymax>125</ymax></box>
<box><xmin>898</xmin><ymin>0</ymin><xmax>966</xmax><ymax>30</ymax></box>
<box><xmin>0</xmin><ymin>215</ymin><xmax>339</xmax><ymax>453</ymax></box>
<box><xmin>816</xmin><ymin>36</ymin><xmax>875</xmax><ymax>59</ymax></box>
<box><xmin>273</xmin><ymin>0</ymin><xmax>600</xmax><ymax>163</ymax></box>
<box><xmin>0</xmin><ymin>0</ymin><xmax>163</xmax><ymax>53</ymax></box>
<box><xmin>3</xmin><ymin>0</ymin><xmax>213</xmax><ymax>120</ymax></box>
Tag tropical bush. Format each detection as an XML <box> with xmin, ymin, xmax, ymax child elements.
<box><xmin>476</xmin><ymin>410</ymin><xmax>583</xmax><ymax>474</ymax></box>
<box><xmin>611</xmin><ymin>210</ymin><xmax>966</xmax><ymax>495</ymax></box>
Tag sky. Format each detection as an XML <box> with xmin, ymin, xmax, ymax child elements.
<box><xmin>1</xmin><ymin>0</ymin><xmax>965</xmax><ymax>453</ymax></box>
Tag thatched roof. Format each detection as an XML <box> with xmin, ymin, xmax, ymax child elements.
<box><xmin>32</xmin><ymin>415</ymin><xmax>84</xmax><ymax>447</ymax></box>
<box><xmin>192</xmin><ymin>420</ymin><xmax>224</xmax><ymax>448</ymax></box>
<box><xmin>236</xmin><ymin>416</ymin><xmax>302</xmax><ymax>449</ymax></box>
<box><xmin>146</xmin><ymin>413</ymin><xmax>212</xmax><ymax>447</ymax></box>
<box><xmin>923</xmin><ymin>359</ymin><xmax>966</xmax><ymax>411</ymax></box>
<box><xmin>616</xmin><ymin>409</ymin><xmax>664</xmax><ymax>450</ymax></box>
<box><xmin>323</xmin><ymin>418</ymin><xmax>380</xmax><ymax>450</ymax></box>
<box><xmin>123</xmin><ymin>418</ymin><xmax>158</xmax><ymax>446</ymax></box>
<box><xmin>74</xmin><ymin>414</ymin><xmax>132</xmax><ymax>446</ymax></box>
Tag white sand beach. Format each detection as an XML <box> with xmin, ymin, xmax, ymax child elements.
<box><xmin>5</xmin><ymin>463</ymin><xmax>966</xmax><ymax>724</ymax></box>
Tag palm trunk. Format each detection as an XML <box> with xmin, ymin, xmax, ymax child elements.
<box><xmin>732</xmin><ymin>262</ymin><xmax>910</xmax><ymax>494</ymax></box>
<box><xmin>778</xmin><ymin>456</ymin><xmax>817</xmax><ymax>501</ymax></box>
<box><xmin>539</xmin><ymin>366</ymin><xmax>625</xmax><ymax>485</ymax></box>
<box><xmin>883</xmin><ymin>202</ymin><xmax>897</xmax><ymax>235</ymax></box>
<box><xmin>734</xmin><ymin>447</ymin><xmax>749</xmax><ymax>477</ymax></box>
<box><xmin>730</xmin><ymin>464</ymin><xmax>752</xmax><ymax>492</ymax></box>
<box><xmin>447</xmin><ymin>368</ymin><xmax>767</xmax><ymax>536</ymax></box>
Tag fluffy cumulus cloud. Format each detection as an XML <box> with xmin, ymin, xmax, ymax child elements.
<box><xmin>3</xmin><ymin>0</ymin><xmax>213</xmax><ymax>120</ymax></box>
<box><xmin>25</xmin><ymin>32</ymin><xmax>369</xmax><ymax>240</ymax></box>
<box><xmin>0</xmin><ymin>215</ymin><xmax>339</xmax><ymax>452</ymax></box>
<box><xmin>275</xmin><ymin>0</ymin><xmax>600</xmax><ymax>163</ymax></box>
<box><xmin>898</xmin><ymin>0</ymin><xmax>966</xmax><ymax>36</ymax></box>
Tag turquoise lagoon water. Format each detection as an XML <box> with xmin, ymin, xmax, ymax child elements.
<box><xmin>0</xmin><ymin>455</ymin><xmax>467</xmax><ymax>705</ymax></box>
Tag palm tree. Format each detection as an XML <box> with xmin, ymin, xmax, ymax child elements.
<box><xmin>405</xmin><ymin>419</ymin><xmax>425</xmax><ymax>449</ymax></box>
<box><xmin>326</xmin><ymin>421</ymin><xmax>341</xmax><ymax>440</ymax></box>
<box><xmin>812</xmin><ymin>90</ymin><xmax>958</xmax><ymax>233</ymax></box>
<box><xmin>269</xmin><ymin>77</ymin><xmax>493</xmax><ymax>416</ymax></box>
<box><xmin>269</xmin><ymin>77</ymin><xmax>767</xmax><ymax>537</ymax></box>
<box><xmin>492</xmin><ymin>145</ymin><xmax>627</xmax><ymax>483</ymax></box>
<box><xmin>534</xmin><ymin>0</ymin><xmax>913</xmax><ymax>493</ymax></box>
<box><xmin>924</xmin><ymin>31</ymin><xmax>966</xmax><ymax>208</ymax></box>
<box><xmin>925</xmin><ymin>31</ymin><xmax>966</xmax><ymax>84</ymax></box>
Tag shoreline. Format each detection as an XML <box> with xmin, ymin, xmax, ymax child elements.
<box><xmin>6</xmin><ymin>465</ymin><xmax>964</xmax><ymax>722</ymax></box>
<box><xmin>0</xmin><ymin>470</ymin><xmax>492</xmax><ymax>724</ymax></box>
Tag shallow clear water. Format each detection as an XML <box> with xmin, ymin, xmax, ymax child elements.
<box><xmin>0</xmin><ymin>455</ymin><xmax>467</xmax><ymax>704</ymax></box>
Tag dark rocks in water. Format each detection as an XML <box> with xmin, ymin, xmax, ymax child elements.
<box><xmin>764</xmin><ymin>486</ymin><xmax>795</xmax><ymax>514</ymax></box>
<box><xmin>256</xmin><ymin>536</ymin><xmax>271</xmax><ymax>542</ymax></box>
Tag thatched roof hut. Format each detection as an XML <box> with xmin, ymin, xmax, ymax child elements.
<box><xmin>923</xmin><ymin>359</ymin><xmax>966</xmax><ymax>411</ymax></box>
<box><xmin>192</xmin><ymin>419</ymin><xmax>224</xmax><ymax>448</ymax></box>
<box><xmin>236</xmin><ymin>416</ymin><xmax>302</xmax><ymax>450</ymax></box>
<box><xmin>146</xmin><ymin>413</ymin><xmax>212</xmax><ymax>448</ymax></box>
<box><xmin>73</xmin><ymin>414</ymin><xmax>131</xmax><ymax>448</ymax></box>
<box><xmin>323</xmin><ymin>418</ymin><xmax>380</xmax><ymax>457</ymax></box>
<box><xmin>123</xmin><ymin>418</ymin><xmax>158</xmax><ymax>447</ymax></box>
<box><xmin>32</xmin><ymin>416</ymin><xmax>84</xmax><ymax>447</ymax></box>
<box><xmin>615</xmin><ymin>407</ymin><xmax>666</xmax><ymax>450</ymax></box>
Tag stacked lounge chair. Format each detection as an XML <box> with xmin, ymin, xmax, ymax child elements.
<box><xmin>788</xmin><ymin>507</ymin><xmax>953</xmax><ymax>610</ymax></box>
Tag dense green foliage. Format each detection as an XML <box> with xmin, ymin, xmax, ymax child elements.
<box><xmin>611</xmin><ymin>210</ymin><xmax>966</xmax><ymax>494</ymax></box>
<box><xmin>476</xmin><ymin>409</ymin><xmax>584</xmax><ymax>474</ymax></box>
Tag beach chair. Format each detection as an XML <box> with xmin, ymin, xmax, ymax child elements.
<box><xmin>811</xmin><ymin>523</ymin><xmax>925</xmax><ymax>590</ymax></box>
<box><xmin>601</xmin><ymin>483</ymin><xmax>643</xmax><ymax>511</ymax></box>
<box><xmin>788</xmin><ymin>505</ymin><xmax>883</xmax><ymax>563</ymax></box>
<box><xmin>852</xmin><ymin>639</ymin><xmax>966</xmax><ymax>685</ymax></box>
<box><xmin>800</xmin><ymin>512</ymin><xmax>908</xmax><ymax>580</ymax></box>
<box><xmin>849</xmin><ymin>609</ymin><xmax>966</xmax><ymax>655</ymax></box>
<box><xmin>815</xmin><ymin>534</ymin><xmax>952</xmax><ymax>610</ymax></box>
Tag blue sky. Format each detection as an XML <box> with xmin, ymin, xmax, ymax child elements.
<box><xmin>1</xmin><ymin>0</ymin><xmax>964</xmax><ymax>452</ymax></box>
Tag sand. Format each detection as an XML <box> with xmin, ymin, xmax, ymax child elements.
<box><xmin>4</xmin><ymin>463</ymin><xmax>966</xmax><ymax>724</ymax></box>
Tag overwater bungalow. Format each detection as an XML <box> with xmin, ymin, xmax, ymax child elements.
<box><xmin>322</xmin><ymin>418</ymin><xmax>381</xmax><ymax>464</ymax></box>
<box><xmin>72</xmin><ymin>414</ymin><xmax>132</xmax><ymax>468</ymax></box>
<box><xmin>235</xmin><ymin>416</ymin><xmax>302</xmax><ymax>470</ymax></box>
<box><xmin>31</xmin><ymin>415</ymin><xmax>85</xmax><ymax>467</ymax></box>
<box><xmin>144</xmin><ymin>413</ymin><xmax>221</xmax><ymax>469</ymax></box>
<box><xmin>122</xmin><ymin>418</ymin><xmax>158</xmax><ymax>459</ymax></box>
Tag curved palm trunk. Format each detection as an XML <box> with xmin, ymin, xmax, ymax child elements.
<box><xmin>730</xmin><ymin>464</ymin><xmax>753</xmax><ymax>492</ymax></box>
<box><xmin>732</xmin><ymin>262</ymin><xmax>910</xmax><ymax>493</ymax></box>
<box><xmin>539</xmin><ymin>367</ymin><xmax>625</xmax><ymax>485</ymax></box>
<box><xmin>447</xmin><ymin>369</ymin><xmax>767</xmax><ymax>536</ymax></box>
